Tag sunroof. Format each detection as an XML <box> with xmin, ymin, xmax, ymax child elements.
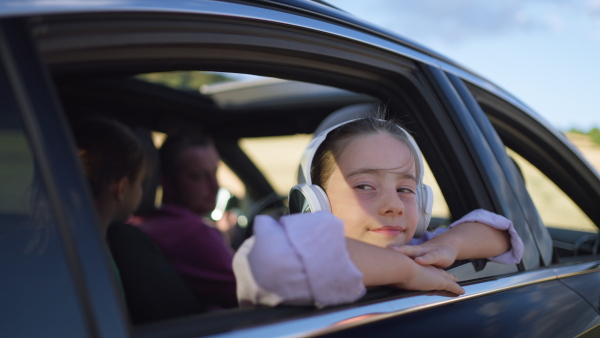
<box><xmin>135</xmin><ymin>71</ymin><xmax>254</xmax><ymax>92</ymax></box>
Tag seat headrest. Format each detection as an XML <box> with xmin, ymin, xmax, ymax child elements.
<box><xmin>132</xmin><ymin>126</ymin><xmax>161</xmax><ymax>216</ymax></box>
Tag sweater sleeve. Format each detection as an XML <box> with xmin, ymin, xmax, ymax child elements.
<box><xmin>409</xmin><ymin>209</ymin><xmax>523</xmax><ymax>264</ymax></box>
<box><xmin>448</xmin><ymin>209</ymin><xmax>523</xmax><ymax>264</ymax></box>
<box><xmin>233</xmin><ymin>212</ymin><xmax>365</xmax><ymax>308</ymax></box>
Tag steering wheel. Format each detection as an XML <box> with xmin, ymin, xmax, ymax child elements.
<box><xmin>231</xmin><ymin>192</ymin><xmax>287</xmax><ymax>250</ymax></box>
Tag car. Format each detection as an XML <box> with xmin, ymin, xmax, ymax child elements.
<box><xmin>1</xmin><ymin>0</ymin><xmax>600</xmax><ymax>337</ymax></box>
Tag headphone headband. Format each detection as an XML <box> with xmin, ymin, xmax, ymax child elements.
<box><xmin>298</xmin><ymin>118</ymin><xmax>425</xmax><ymax>187</ymax></box>
<box><xmin>298</xmin><ymin>118</ymin><xmax>360</xmax><ymax>185</ymax></box>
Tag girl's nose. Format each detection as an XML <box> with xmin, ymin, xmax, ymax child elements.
<box><xmin>378</xmin><ymin>187</ymin><xmax>404</xmax><ymax>215</ymax></box>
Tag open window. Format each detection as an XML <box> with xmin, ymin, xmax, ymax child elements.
<box><xmin>464</xmin><ymin>81</ymin><xmax>600</xmax><ymax>262</ymax></box>
<box><xmin>30</xmin><ymin>9</ymin><xmax>533</xmax><ymax>335</ymax></box>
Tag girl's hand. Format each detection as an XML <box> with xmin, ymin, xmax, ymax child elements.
<box><xmin>389</xmin><ymin>243</ymin><xmax>458</xmax><ymax>268</ymax></box>
<box><xmin>345</xmin><ymin>237</ymin><xmax>464</xmax><ymax>295</ymax></box>
<box><xmin>395</xmin><ymin>262</ymin><xmax>465</xmax><ymax>295</ymax></box>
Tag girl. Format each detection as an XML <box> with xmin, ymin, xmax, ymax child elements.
<box><xmin>233</xmin><ymin>114</ymin><xmax>523</xmax><ymax>307</ymax></box>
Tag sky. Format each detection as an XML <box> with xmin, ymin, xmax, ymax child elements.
<box><xmin>325</xmin><ymin>0</ymin><xmax>600</xmax><ymax>131</ymax></box>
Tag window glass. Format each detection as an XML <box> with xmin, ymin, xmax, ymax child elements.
<box><xmin>508</xmin><ymin>148</ymin><xmax>597</xmax><ymax>233</ymax></box>
<box><xmin>566</xmin><ymin>132</ymin><xmax>600</xmax><ymax>174</ymax></box>
<box><xmin>423</xmin><ymin>158</ymin><xmax>450</xmax><ymax>224</ymax></box>
<box><xmin>0</xmin><ymin>130</ymin><xmax>33</xmax><ymax>213</ymax></box>
<box><xmin>0</xmin><ymin>70</ymin><xmax>88</xmax><ymax>336</ymax></box>
<box><xmin>239</xmin><ymin>134</ymin><xmax>312</xmax><ymax>197</ymax></box>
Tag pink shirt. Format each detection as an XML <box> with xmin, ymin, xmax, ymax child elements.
<box><xmin>233</xmin><ymin>209</ymin><xmax>523</xmax><ymax>308</ymax></box>
<box><xmin>139</xmin><ymin>204</ymin><xmax>237</xmax><ymax>309</ymax></box>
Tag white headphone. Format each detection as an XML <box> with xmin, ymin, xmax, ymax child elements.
<box><xmin>288</xmin><ymin>118</ymin><xmax>433</xmax><ymax>238</ymax></box>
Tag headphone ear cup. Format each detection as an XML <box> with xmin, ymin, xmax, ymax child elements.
<box><xmin>413</xmin><ymin>184</ymin><xmax>434</xmax><ymax>238</ymax></box>
<box><xmin>288</xmin><ymin>183</ymin><xmax>331</xmax><ymax>214</ymax></box>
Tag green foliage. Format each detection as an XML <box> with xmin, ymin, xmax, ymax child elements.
<box><xmin>569</xmin><ymin>126</ymin><xmax>600</xmax><ymax>146</ymax></box>
<box><xmin>568</xmin><ymin>127</ymin><xmax>584</xmax><ymax>134</ymax></box>
<box><xmin>136</xmin><ymin>71</ymin><xmax>233</xmax><ymax>91</ymax></box>
<box><xmin>590</xmin><ymin>127</ymin><xmax>600</xmax><ymax>145</ymax></box>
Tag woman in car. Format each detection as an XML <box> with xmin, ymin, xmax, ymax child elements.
<box><xmin>75</xmin><ymin>117</ymin><xmax>204</xmax><ymax>323</ymax></box>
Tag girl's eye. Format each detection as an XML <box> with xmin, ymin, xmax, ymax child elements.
<box><xmin>397</xmin><ymin>187</ymin><xmax>415</xmax><ymax>194</ymax></box>
<box><xmin>355</xmin><ymin>184</ymin><xmax>374</xmax><ymax>190</ymax></box>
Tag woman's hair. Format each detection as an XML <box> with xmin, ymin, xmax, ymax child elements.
<box><xmin>74</xmin><ymin>117</ymin><xmax>146</xmax><ymax>198</ymax></box>
<box><xmin>311</xmin><ymin>110</ymin><xmax>420</xmax><ymax>189</ymax></box>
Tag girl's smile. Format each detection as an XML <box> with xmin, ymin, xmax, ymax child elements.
<box><xmin>324</xmin><ymin>131</ymin><xmax>419</xmax><ymax>248</ymax></box>
<box><xmin>369</xmin><ymin>225</ymin><xmax>406</xmax><ymax>237</ymax></box>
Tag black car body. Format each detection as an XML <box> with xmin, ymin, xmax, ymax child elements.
<box><xmin>1</xmin><ymin>0</ymin><xmax>600</xmax><ymax>337</ymax></box>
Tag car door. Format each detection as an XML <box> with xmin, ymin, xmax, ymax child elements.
<box><xmin>456</xmin><ymin>72</ymin><xmax>600</xmax><ymax>312</ymax></box>
<box><xmin>0</xmin><ymin>18</ymin><xmax>129</xmax><ymax>338</ymax></box>
<box><xmin>436</xmin><ymin>69</ymin><xmax>600</xmax><ymax>336</ymax></box>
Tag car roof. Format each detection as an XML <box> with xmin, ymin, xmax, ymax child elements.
<box><xmin>2</xmin><ymin>0</ymin><xmax>473</xmax><ymax>79</ymax></box>
<box><xmin>7</xmin><ymin>0</ymin><xmax>561</xmax><ymax>146</ymax></box>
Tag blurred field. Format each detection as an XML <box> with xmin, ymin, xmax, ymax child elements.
<box><xmin>567</xmin><ymin>133</ymin><xmax>600</xmax><ymax>172</ymax></box>
<box><xmin>538</xmin><ymin>133</ymin><xmax>600</xmax><ymax>231</ymax></box>
<box><xmin>218</xmin><ymin>132</ymin><xmax>600</xmax><ymax>231</ymax></box>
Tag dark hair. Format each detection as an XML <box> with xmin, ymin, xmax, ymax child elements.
<box><xmin>74</xmin><ymin>117</ymin><xmax>146</xmax><ymax>198</ymax></box>
<box><xmin>159</xmin><ymin>132</ymin><xmax>213</xmax><ymax>180</ymax></box>
<box><xmin>311</xmin><ymin>112</ymin><xmax>419</xmax><ymax>189</ymax></box>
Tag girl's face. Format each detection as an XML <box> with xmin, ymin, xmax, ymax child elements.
<box><xmin>324</xmin><ymin>132</ymin><xmax>419</xmax><ymax>248</ymax></box>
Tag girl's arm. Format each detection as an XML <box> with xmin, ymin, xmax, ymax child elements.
<box><xmin>346</xmin><ymin>237</ymin><xmax>464</xmax><ymax>294</ymax></box>
<box><xmin>392</xmin><ymin>209</ymin><xmax>523</xmax><ymax>268</ymax></box>
<box><xmin>234</xmin><ymin>212</ymin><xmax>463</xmax><ymax>308</ymax></box>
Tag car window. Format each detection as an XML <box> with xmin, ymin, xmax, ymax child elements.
<box><xmin>508</xmin><ymin>148</ymin><xmax>597</xmax><ymax>233</ymax></box>
<box><xmin>0</xmin><ymin>68</ymin><xmax>89</xmax><ymax>337</ymax></box>
<box><xmin>462</xmin><ymin>80</ymin><xmax>599</xmax><ymax>261</ymax></box>
<box><xmin>0</xmin><ymin>129</ymin><xmax>32</xmax><ymax>213</ymax></box>
<box><xmin>422</xmin><ymin>157</ymin><xmax>450</xmax><ymax>226</ymax></box>
<box><xmin>239</xmin><ymin>134</ymin><xmax>312</xmax><ymax>197</ymax></box>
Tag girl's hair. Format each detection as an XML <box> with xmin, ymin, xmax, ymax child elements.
<box><xmin>74</xmin><ymin>117</ymin><xmax>146</xmax><ymax>198</ymax></box>
<box><xmin>311</xmin><ymin>110</ymin><xmax>420</xmax><ymax>189</ymax></box>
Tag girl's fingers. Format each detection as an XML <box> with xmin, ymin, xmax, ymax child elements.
<box><xmin>389</xmin><ymin>245</ymin><xmax>424</xmax><ymax>258</ymax></box>
<box><xmin>415</xmin><ymin>253</ymin><xmax>435</xmax><ymax>265</ymax></box>
<box><xmin>446</xmin><ymin>281</ymin><xmax>465</xmax><ymax>295</ymax></box>
<box><xmin>437</xmin><ymin>269</ymin><xmax>463</xmax><ymax>294</ymax></box>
